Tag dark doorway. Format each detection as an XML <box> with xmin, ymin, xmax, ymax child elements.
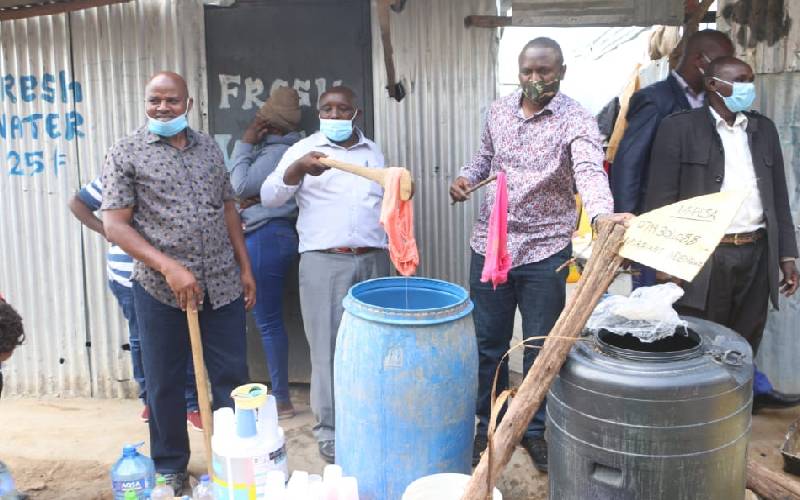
<box><xmin>204</xmin><ymin>0</ymin><xmax>373</xmax><ymax>383</ymax></box>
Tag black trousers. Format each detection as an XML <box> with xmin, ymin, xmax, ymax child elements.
<box><xmin>133</xmin><ymin>282</ymin><xmax>248</xmax><ymax>473</ymax></box>
<box><xmin>677</xmin><ymin>237</ymin><xmax>769</xmax><ymax>354</ymax></box>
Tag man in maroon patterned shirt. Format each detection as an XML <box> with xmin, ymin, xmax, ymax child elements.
<box><xmin>450</xmin><ymin>37</ymin><xmax>631</xmax><ymax>472</ymax></box>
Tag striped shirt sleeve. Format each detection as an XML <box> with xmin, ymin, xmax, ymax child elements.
<box><xmin>77</xmin><ymin>177</ymin><xmax>103</xmax><ymax>211</ymax></box>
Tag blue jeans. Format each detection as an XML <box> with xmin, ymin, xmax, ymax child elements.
<box><xmin>132</xmin><ymin>283</ymin><xmax>248</xmax><ymax>473</ymax></box>
<box><xmin>471</xmin><ymin>246</ymin><xmax>570</xmax><ymax>440</ymax></box>
<box><xmin>108</xmin><ymin>280</ymin><xmax>198</xmax><ymax>411</ymax></box>
<box><xmin>245</xmin><ymin>219</ymin><xmax>298</xmax><ymax>403</ymax></box>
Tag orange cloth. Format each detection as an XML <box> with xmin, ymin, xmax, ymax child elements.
<box><xmin>380</xmin><ymin>167</ymin><xmax>419</xmax><ymax>276</ymax></box>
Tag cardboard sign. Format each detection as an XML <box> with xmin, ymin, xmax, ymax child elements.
<box><xmin>620</xmin><ymin>191</ymin><xmax>747</xmax><ymax>281</ymax></box>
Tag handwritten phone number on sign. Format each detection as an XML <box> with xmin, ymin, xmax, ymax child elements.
<box><xmin>5</xmin><ymin>148</ymin><xmax>67</xmax><ymax>177</ymax></box>
<box><xmin>636</xmin><ymin>220</ymin><xmax>702</xmax><ymax>247</ymax></box>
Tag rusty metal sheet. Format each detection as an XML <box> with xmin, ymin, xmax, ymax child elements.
<box><xmin>512</xmin><ymin>0</ymin><xmax>684</xmax><ymax>27</ymax></box>
<box><xmin>717</xmin><ymin>0</ymin><xmax>800</xmax><ymax>74</ymax></box>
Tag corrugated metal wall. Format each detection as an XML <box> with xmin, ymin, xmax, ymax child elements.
<box><xmin>0</xmin><ymin>13</ymin><xmax>88</xmax><ymax>396</ymax></box>
<box><xmin>752</xmin><ymin>72</ymin><xmax>800</xmax><ymax>394</ymax></box>
<box><xmin>0</xmin><ymin>0</ymin><xmax>207</xmax><ymax>397</ymax></box>
<box><xmin>370</xmin><ymin>0</ymin><xmax>498</xmax><ymax>287</ymax></box>
<box><xmin>718</xmin><ymin>0</ymin><xmax>800</xmax><ymax>393</ymax></box>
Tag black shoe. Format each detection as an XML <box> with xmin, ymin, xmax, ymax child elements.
<box><xmin>472</xmin><ymin>434</ymin><xmax>488</xmax><ymax>467</ymax></box>
<box><xmin>521</xmin><ymin>437</ymin><xmax>548</xmax><ymax>473</ymax></box>
<box><xmin>753</xmin><ymin>391</ymin><xmax>800</xmax><ymax>414</ymax></box>
<box><xmin>319</xmin><ymin>439</ymin><xmax>335</xmax><ymax>463</ymax></box>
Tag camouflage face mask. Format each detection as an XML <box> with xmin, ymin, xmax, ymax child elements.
<box><xmin>521</xmin><ymin>78</ymin><xmax>561</xmax><ymax>105</ymax></box>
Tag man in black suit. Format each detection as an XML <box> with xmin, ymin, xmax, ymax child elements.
<box><xmin>645</xmin><ymin>57</ymin><xmax>799</xmax><ymax>410</ymax></box>
<box><xmin>611</xmin><ymin>30</ymin><xmax>734</xmax><ymax>290</ymax></box>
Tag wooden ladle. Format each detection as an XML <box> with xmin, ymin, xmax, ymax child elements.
<box><xmin>319</xmin><ymin>157</ymin><xmax>414</xmax><ymax>201</ymax></box>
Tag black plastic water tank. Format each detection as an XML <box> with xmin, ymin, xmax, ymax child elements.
<box><xmin>547</xmin><ymin>316</ymin><xmax>753</xmax><ymax>500</ymax></box>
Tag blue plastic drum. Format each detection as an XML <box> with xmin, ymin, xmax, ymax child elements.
<box><xmin>334</xmin><ymin>277</ymin><xmax>478</xmax><ymax>500</ymax></box>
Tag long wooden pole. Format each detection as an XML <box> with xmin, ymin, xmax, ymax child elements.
<box><xmin>187</xmin><ymin>308</ymin><xmax>214</xmax><ymax>478</ymax></box>
<box><xmin>462</xmin><ymin>220</ymin><xmax>627</xmax><ymax>499</ymax></box>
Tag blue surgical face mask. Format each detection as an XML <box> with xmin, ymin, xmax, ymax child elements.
<box><xmin>147</xmin><ymin>100</ymin><xmax>190</xmax><ymax>137</ymax></box>
<box><xmin>319</xmin><ymin>112</ymin><xmax>356</xmax><ymax>142</ymax></box>
<box><xmin>713</xmin><ymin>78</ymin><xmax>756</xmax><ymax>113</ymax></box>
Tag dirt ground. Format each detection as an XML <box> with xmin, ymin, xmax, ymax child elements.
<box><xmin>0</xmin><ymin>388</ymin><xmax>796</xmax><ymax>500</ymax></box>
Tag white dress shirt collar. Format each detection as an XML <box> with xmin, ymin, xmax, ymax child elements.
<box><xmin>709</xmin><ymin>107</ymin><xmax>748</xmax><ymax>130</ymax></box>
<box><xmin>672</xmin><ymin>70</ymin><xmax>706</xmax><ymax>109</ymax></box>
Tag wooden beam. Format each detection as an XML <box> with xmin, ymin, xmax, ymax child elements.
<box><xmin>0</xmin><ymin>0</ymin><xmax>130</xmax><ymax>21</ymax></box>
<box><xmin>684</xmin><ymin>10</ymin><xmax>716</xmax><ymax>24</ymax></box>
<box><xmin>464</xmin><ymin>15</ymin><xmax>512</xmax><ymax>28</ymax></box>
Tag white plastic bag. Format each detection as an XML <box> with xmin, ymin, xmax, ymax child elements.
<box><xmin>586</xmin><ymin>283</ymin><xmax>688</xmax><ymax>342</ymax></box>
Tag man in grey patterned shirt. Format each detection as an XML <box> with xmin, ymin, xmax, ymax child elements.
<box><xmin>102</xmin><ymin>72</ymin><xmax>255</xmax><ymax>495</ymax></box>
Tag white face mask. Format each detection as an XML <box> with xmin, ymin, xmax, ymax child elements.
<box><xmin>146</xmin><ymin>98</ymin><xmax>190</xmax><ymax>137</ymax></box>
<box><xmin>319</xmin><ymin>110</ymin><xmax>357</xmax><ymax>142</ymax></box>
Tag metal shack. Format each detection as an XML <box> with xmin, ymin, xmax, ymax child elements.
<box><xmin>0</xmin><ymin>0</ymin><xmax>797</xmax><ymax>397</ymax></box>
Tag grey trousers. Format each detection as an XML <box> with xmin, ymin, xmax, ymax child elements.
<box><xmin>298</xmin><ymin>249</ymin><xmax>390</xmax><ymax>442</ymax></box>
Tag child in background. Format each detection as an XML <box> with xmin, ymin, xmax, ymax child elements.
<box><xmin>0</xmin><ymin>297</ymin><xmax>25</xmax><ymax>398</ymax></box>
<box><xmin>0</xmin><ymin>297</ymin><xmax>26</xmax><ymax>499</ymax></box>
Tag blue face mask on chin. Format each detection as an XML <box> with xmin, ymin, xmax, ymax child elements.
<box><xmin>713</xmin><ymin>78</ymin><xmax>756</xmax><ymax>113</ymax></box>
<box><xmin>319</xmin><ymin>113</ymin><xmax>356</xmax><ymax>143</ymax></box>
<box><xmin>147</xmin><ymin>100</ymin><xmax>190</xmax><ymax>137</ymax></box>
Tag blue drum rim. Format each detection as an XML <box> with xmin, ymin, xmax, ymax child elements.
<box><xmin>342</xmin><ymin>276</ymin><xmax>474</xmax><ymax>325</ymax></box>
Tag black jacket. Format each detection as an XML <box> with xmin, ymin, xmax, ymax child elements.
<box><xmin>611</xmin><ymin>73</ymin><xmax>692</xmax><ymax>214</ymax></box>
<box><xmin>643</xmin><ymin>106</ymin><xmax>798</xmax><ymax>310</ymax></box>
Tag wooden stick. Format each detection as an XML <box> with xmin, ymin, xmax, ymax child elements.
<box><xmin>462</xmin><ymin>220</ymin><xmax>627</xmax><ymax>500</ymax></box>
<box><xmin>451</xmin><ymin>175</ymin><xmax>498</xmax><ymax>205</ymax></box>
<box><xmin>187</xmin><ymin>308</ymin><xmax>214</xmax><ymax>478</ymax></box>
<box><xmin>319</xmin><ymin>157</ymin><xmax>413</xmax><ymax>201</ymax></box>
<box><xmin>747</xmin><ymin>459</ymin><xmax>800</xmax><ymax>500</ymax></box>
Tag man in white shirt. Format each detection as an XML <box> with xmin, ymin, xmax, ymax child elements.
<box><xmin>261</xmin><ymin>86</ymin><xmax>389</xmax><ymax>462</ymax></box>
<box><xmin>645</xmin><ymin>57</ymin><xmax>799</xmax><ymax>409</ymax></box>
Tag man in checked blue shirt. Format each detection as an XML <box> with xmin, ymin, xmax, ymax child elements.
<box><xmin>69</xmin><ymin>177</ymin><xmax>203</xmax><ymax>429</ymax></box>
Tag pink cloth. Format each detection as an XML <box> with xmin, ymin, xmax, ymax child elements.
<box><xmin>481</xmin><ymin>171</ymin><xmax>511</xmax><ymax>288</ymax></box>
<box><xmin>380</xmin><ymin>167</ymin><xmax>419</xmax><ymax>276</ymax></box>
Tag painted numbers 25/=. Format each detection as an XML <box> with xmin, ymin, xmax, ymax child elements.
<box><xmin>6</xmin><ymin>148</ymin><xmax>67</xmax><ymax>177</ymax></box>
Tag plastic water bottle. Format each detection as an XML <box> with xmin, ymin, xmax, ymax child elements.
<box><xmin>150</xmin><ymin>475</ymin><xmax>174</xmax><ymax>500</ymax></box>
<box><xmin>0</xmin><ymin>460</ymin><xmax>19</xmax><ymax>499</ymax></box>
<box><xmin>110</xmin><ymin>442</ymin><xmax>155</xmax><ymax>500</ymax></box>
<box><xmin>192</xmin><ymin>474</ymin><xmax>213</xmax><ymax>500</ymax></box>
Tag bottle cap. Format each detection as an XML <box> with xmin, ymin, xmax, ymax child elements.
<box><xmin>156</xmin><ymin>475</ymin><xmax>166</xmax><ymax>485</ymax></box>
<box><xmin>200</xmin><ymin>474</ymin><xmax>210</xmax><ymax>482</ymax></box>
<box><xmin>123</xmin><ymin>490</ymin><xmax>138</xmax><ymax>500</ymax></box>
<box><xmin>122</xmin><ymin>441</ymin><xmax>145</xmax><ymax>457</ymax></box>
